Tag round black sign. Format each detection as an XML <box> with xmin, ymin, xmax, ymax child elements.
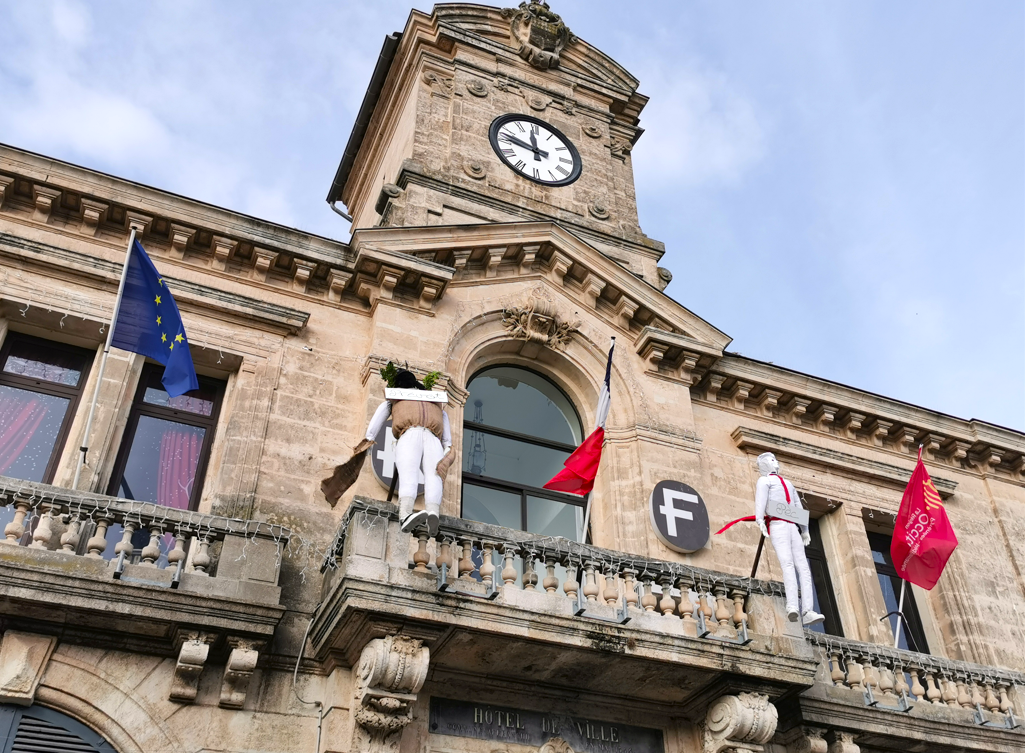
<box><xmin>648</xmin><ymin>480</ymin><xmax>710</xmax><ymax>553</ymax></box>
<box><xmin>370</xmin><ymin>419</ymin><xmax>425</xmax><ymax>497</ymax></box>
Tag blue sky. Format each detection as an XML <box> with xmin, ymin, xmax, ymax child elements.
<box><xmin>1</xmin><ymin>1</ymin><xmax>1022</xmax><ymax>429</ymax></box>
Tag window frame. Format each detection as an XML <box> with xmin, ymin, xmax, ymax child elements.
<box><xmin>0</xmin><ymin>332</ymin><xmax>94</xmax><ymax>484</ymax></box>
<box><xmin>105</xmin><ymin>362</ymin><xmax>224</xmax><ymax>511</ymax></box>
<box><xmin>804</xmin><ymin>518</ymin><xmax>844</xmax><ymax>636</ymax></box>
<box><xmin>461</xmin><ymin>365</ymin><xmax>588</xmax><ymax>540</ymax></box>
<box><xmin>867</xmin><ymin>530</ymin><xmax>930</xmax><ymax>654</ymax></box>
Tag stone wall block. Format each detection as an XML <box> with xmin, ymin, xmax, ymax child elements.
<box><xmin>217</xmin><ymin>534</ymin><xmax>283</xmax><ymax>586</ymax></box>
<box><xmin>0</xmin><ymin>631</ymin><xmax>57</xmax><ymax>705</ymax></box>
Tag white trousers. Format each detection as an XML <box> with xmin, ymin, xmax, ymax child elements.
<box><xmin>769</xmin><ymin>521</ymin><xmax>814</xmax><ymax>613</ymax></box>
<box><xmin>394</xmin><ymin>427</ymin><xmax>445</xmax><ymax>518</ymax></box>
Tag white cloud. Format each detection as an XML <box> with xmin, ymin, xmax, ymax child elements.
<box><xmin>50</xmin><ymin>0</ymin><xmax>91</xmax><ymax>48</ymax></box>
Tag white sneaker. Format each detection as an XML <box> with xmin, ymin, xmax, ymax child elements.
<box><xmin>400</xmin><ymin>510</ymin><xmax>428</xmax><ymax>533</ymax></box>
<box><xmin>802</xmin><ymin>610</ymin><xmax>825</xmax><ymax>626</ymax></box>
<box><xmin>426</xmin><ymin>511</ymin><xmax>440</xmax><ymax>537</ymax></box>
<box><xmin>787</xmin><ymin>608</ymin><xmax>800</xmax><ymax>622</ymax></box>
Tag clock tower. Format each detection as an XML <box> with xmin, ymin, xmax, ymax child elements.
<box><xmin>326</xmin><ymin>2</ymin><xmax>668</xmax><ymax>288</ymax></box>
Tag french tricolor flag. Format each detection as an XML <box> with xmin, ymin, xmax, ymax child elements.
<box><xmin>543</xmin><ymin>337</ymin><xmax>614</xmax><ymax>496</ymax></box>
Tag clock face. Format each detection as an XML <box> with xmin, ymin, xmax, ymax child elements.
<box><xmin>489</xmin><ymin>114</ymin><xmax>582</xmax><ymax>186</ymax></box>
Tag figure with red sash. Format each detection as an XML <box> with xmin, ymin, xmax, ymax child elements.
<box><xmin>753</xmin><ymin>452</ymin><xmax>824</xmax><ymax>626</ymax></box>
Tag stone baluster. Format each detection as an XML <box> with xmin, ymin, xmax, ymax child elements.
<box><xmin>3</xmin><ymin>500</ymin><xmax>31</xmax><ymax>545</ymax></box>
<box><xmin>676</xmin><ymin>575</ymin><xmax>697</xmax><ymax>625</ymax></box>
<box><xmin>521</xmin><ymin>550</ymin><xmax>538</xmax><ymax>591</ymax></box>
<box><xmin>602</xmin><ymin>564</ymin><xmax>620</xmax><ymax>606</ymax></box>
<box><xmin>894</xmin><ymin>666</ymin><xmax>910</xmax><ymax>697</ymax></box>
<box><xmin>622</xmin><ymin>568</ymin><xmax>638</xmax><ymax>610</ymax></box>
<box><xmin>167</xmin><ymin>531</ymin><xmax>187</xmax><ymax>573</ymax></box>
<box><xmin>412</xmin><ymin>532</ymin><xmax>431</xmax><ymax>573</ymax></box>
<box><xmin>114</xmin><ymin>520</ymin><xmax>137</xmax><ymax>562</ymax></box>
<box><xmin>658</xmin><ymin>575</ymin><xmax>676</xmax><ymax>617</ymax></box>
<box><xmin>829</xmin><ymin>652</ymin><xmax>846</xmax><ymax>686</ymax></box>
<box><xmin>542</xmin><ymin>556</ymin><xmax>559</xmax><ymax>594</ymax></box>
<box><xmin>700</xmin><ymin>589</ymin><xmax>715</xmax><ymax>625</ymax></box>
<box><xmin>562</xmin><ymin>557</ymin><xmax>579</xmax><ymax>602</ymax></box>
<box><xmin>941</xmin><ymin>673</ymin><xmax>958</xmax><ymax>707</ymax></box>
<box><xmin>140</xmin><ymin>524</ymin><xmax>164</xmax><ymax>566</ymax></box>
<box><xmin>192</xmin><ymin>535</ymin><xmax>212</xmax><ymax>575</ymax></box>
<box><xmin>924</xmin><ymin>669</ymin><xmax>942</xmax><ymax>704</ymax></box>
<box><xmin>436</xmin><ymin>536</ymin><xmax>452</xmax><ymax>580</ymax></box>
<box><xmin>970</xmin><ymin>678</ymin><xmax>985</xmax><ymax>708</ymax></box>
<box><xmin>582</xmin><ymin>561</ymin><xmax>600</xmax><ymax>603</ymax></box>
<box><xmin>997</xmin><ymin>682</ymin><xmax>1014</xmax><ymax>714</ymax></box>
<box><xmin>984</xmin><ymin>680</ymin><xmax>1000</xmax><ymax>712</ymax></box>
<box><xmin>730</xmin><ymin>589</ymin><xmax>747</xmax><ymax>628</ymax></box>
<box><xmin>500</xmin><ymin>544</ymin><xmax>517</xmax><ymax>587</ymax></box>
<box><xmin>877</xmin><ymin>660</ymin><xmax>896</xmax><ymax>698</ymax></box>
<box><xmin>861</xmin><ymin>654</ymin><xmax>879</xmax><ymax>697</ymax></box>
<box><xmin>956</xmin><ymin>675</ymin><xmax>972</xmax><ymax>708</ymax></box>
<box><xmin>638</xmin><ymin>573</ymin><xmax>657</xmax><ymax>612</ymax></box>
<box><xmin>457</xmin><ymin>537</ymin><xmax>475</xmax><ymax>580</ymax></box>
<box><xmin>61</xmin><ymin>514</ymin><xmax>83</xmax><ymax>553</ymax></box>
<box><xmin>714</xmin><ymin>586</ymin><xmax>732</xmax><ymax>625</ymax></box>
<box><xmin>909</xmin><ymin>667</ymin><xmax>925</xmax><ymax>700</ymax></box>
<box><xmin>844</xmin><ymin>654</ymin><xmax>864</xmax><ymax>691</ymax></box>
<box><xmin>85</xmin><ymin>516</ymin><xmax>112</xmax><ymax>559</ymax></box>
<box><xmin>29</xmin><ymin>503</ymin><xmax>54</xmax><ymax>549</ymax></box>
<box><xmin>479</xmin><ymin>541</ymin><xmax>496</xmax><ymax>586</ymax></box>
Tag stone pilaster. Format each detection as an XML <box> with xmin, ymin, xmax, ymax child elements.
<box><xmin>351</xmin><ymin>635</ymin><xmax>430</xmax><ymax>753</ymax></box>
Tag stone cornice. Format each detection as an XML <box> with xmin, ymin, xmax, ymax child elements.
<box><xmin>695</xmin><ymin>355</ymin><xmax>1025</xmax><ymax>485</ymax></box>
<box><xmin>0</xmin><ymin>231</ymin><xmax>310</xmax><ymax>334</ymax></box>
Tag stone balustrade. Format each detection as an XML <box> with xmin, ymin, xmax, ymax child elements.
<box><xmin>807</xmin><ymin>632</ymin><xmax>1023</xmax><ymax>729</ymax></box>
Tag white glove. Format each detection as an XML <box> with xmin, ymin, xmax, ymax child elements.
<box><xmin>801</xmin><ymin>530</ymin><xmax>811</xmax><ymax>547</ymax></box>
<box><xmin>757</xmin><ymin>519</ymin><xmax>769</xmax><ymax>539</ymax></box>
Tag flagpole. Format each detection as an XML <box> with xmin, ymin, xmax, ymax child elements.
<box><xmin>72</xmin><ymin>228</ymin><xmax>136</xmax><ymax>490</ymax></box>
<box><xmin>579</xmin><ymin>336</ymin><xmax>614</xmax><ymax>545</ymax></box>
<box><xmin>893</xmin><ymin>579</ymin><xmax>907</xmax><ymax>648</ymax></box>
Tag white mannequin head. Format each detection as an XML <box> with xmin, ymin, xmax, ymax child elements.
<box><xmin>757</xmin><ymin>452</ymin><xmax>780</xmax><ymax>476</ymax></box>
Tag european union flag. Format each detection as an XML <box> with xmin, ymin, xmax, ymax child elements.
<box><xmin>110</xmin><ymin>240</ymin><xmax>199</xmax><ymax>397</ymax></box>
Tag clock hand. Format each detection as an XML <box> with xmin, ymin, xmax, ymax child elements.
<box><xmin>502</xmin><ymin>134</ymin><xmax>549</xmax><ymax>159</ymax></box>
<box><xmin>529</xmin><ymin>131</ymin><xmax>541</xmax><ymax>161</ymax></box>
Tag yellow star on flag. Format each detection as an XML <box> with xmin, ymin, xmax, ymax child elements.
<box><xmin>156</xmin><ymin>316</ymin><xmax>161</xmax><ymax>325</ymax></box>
<box><xmin>154</xmin><ymin>295</ymin><xmax>162</xmax><ymax>305</ymax></box>
<box><xmin>158</xmin><ymin>278</ymin><xmax>164</xmax><ymax>287</ymax></box>
<box><xmin>175</xmin><ymin>333</ymin><xmax>184</xmax><ymax>343</ymax></box>
<box><xmin>161</xmin><ymin>333</ymin><xmax>167</xmax><ymax>343</ymax></box>
<box><xmin>169</xmin><ymin>342</ymin><xmax>174</xmax><ymax>351</ymax></box>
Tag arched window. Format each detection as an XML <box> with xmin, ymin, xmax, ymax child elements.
<box><xmin>461</xmin><ymin>366</ymin><xmax>586</xmax><ymax>541</ymax></box>
<box><xmin>0</xmin><ymin>703</ymin><xmax>117</xmax><ymax>752</ymax></box>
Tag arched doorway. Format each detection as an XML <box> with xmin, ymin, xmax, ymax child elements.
<box><xmin>0</xmin><ymin>703</ymin><xmax>118</xmax><ymax>752</ymax></box>
<box><xmin>461</xmin><ymin>366</ymin><xmax>587</xmax><ymax>541</ymax></box>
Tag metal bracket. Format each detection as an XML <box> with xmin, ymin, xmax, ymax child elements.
<box><xmin>573</xmin><ymin>590</ymin><xmax>631</xmax><ymax>624</ymax></box>
<box><xmin>112</xmin><ymin>551</ymin><xmax>127</xmax><ymax>579</ymax></box>
<box><xmin>437</xmin><ymin>562</ymin><xmax>499</xmax><ymax>600</ymax></box>
<box><xmin>170</xmin><ymin>557</ymin><xmax>185</xmax><ymax>589</ymax></box>
<box><xmin>863</xmin><ymin>684</ymin><xmax>913</xmax><ymax>712</ymax></box>
<box><xmin>974</xmin><ymin>704</ymin><xmax>1020</xmax><ymax>729</ymax></box>
<box><xmin>695</xmin><ymin>607</ymin><xmax>751</xmax><ymax>645</ymax></box>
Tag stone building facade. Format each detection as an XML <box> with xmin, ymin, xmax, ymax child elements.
<box><xmin>0</xmin><ymin>3</ymin><xmax>1023</xmax><ymax>753</ymax></box>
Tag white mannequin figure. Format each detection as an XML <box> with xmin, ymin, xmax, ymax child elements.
<box><xmin>754</xmin><ymin>452</ymin><xmax>825</xmax><ymax>626</ymax></box>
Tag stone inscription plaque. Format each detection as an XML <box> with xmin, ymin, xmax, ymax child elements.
<box><xmin>429</xmin><ymin>697</ymin><xmax>664</xmax><ymax>753</ymax></box>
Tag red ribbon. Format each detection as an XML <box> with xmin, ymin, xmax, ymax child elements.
<box><xmin>716</xmin><ymin>475</ymin><xmax>792</xmax><ymax>535</ymax></box>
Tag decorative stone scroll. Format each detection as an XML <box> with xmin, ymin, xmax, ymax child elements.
<box><xmin>352</xmin><ymin>635</ymin><xmax>430</xmax><ymax>753</ymax></box>
<box><xmin>503</xmin><ymin>292</ymin><xmax>578</xmax><ymax>349</ymax></box>
<box><xmin>169</xmin><ymin>636</ymin><xmax>212</xmax><ymax>703</ymax></box>
<box><xmin>503</xmin><ymin>1</ymin><xmax>573</xmax><ymax>70</ymax></box>
<box><xmin>219</xmin><ymin>638</ymin><xmax>263</xmax><ymax>709</ymax></box>
<box><xmin>702</xmin><ymin>692</ymin><xmax>778</xmax><ymax>753</ymax></box>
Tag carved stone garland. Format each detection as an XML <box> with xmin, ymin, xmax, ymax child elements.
<box><xmin>702</xmin><ymin>692</ymin><xmax>778</xmax><ymax>753</ymax></box>
<box><xmin>351</xmin><ymin>635</ymin><xmax>430</xmax><ymax>753</ymax></box>
<box><xmin>503</xmin><ymin>293</ymin><xmax>579</xmax><ymax>349</ymax></box>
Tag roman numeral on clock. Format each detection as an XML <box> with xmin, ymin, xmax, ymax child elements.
<box><xmin>555</xmin><ymin>165</ymin><xmax>569</xmax><ymax>176</ymax></box>
<box><xmin>532</xmin><ymin>168</ymin><xmax>540</xmax><ymax>179</ymax></box>
<box><xmin>501</xmin><ymin>148</ymin><xmax>515</xmax><ymax>157</ymax></box>
<box><xmin>516</xmin><ymin>122</ymin><xmax>526</xmax><ymax>132</ymax></box>
<box><xmin>515</xmin><ymin>160</ymin><xmax>526</xmax><ymax>170</ymax></box>
<box><xmin>559</xmin><ymin>157</ymin><xmax>572</xmax><ymax>164</ymax></box>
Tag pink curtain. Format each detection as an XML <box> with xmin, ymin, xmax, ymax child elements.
<box><xmin>156</xmin><ymin>428</ymin><xmax>201</xmax><ymax>510</ymax></box>
<box><xmin>0</xmin><ymin>396</ymin><xmax>48</xmax><ymax>475</ymax></box>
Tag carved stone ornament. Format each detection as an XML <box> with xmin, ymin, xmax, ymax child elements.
<box><xmin>582</xmin><ymin>123</ymin><xmax>603</xmax><ymax>139</ymax></box>
<box><xmin>702</xmin><ymin>692</ymin><xmax>778</xmax><ymax>753</ymax></box>
<box><xmin>352</xmin><ymin>635</ymin><xmax>430</xmax><ymax>753</ymax></box>
<box><xmin>466</xmin><ymin>78</ymin><xmax>489</xmax><ymax>97</ymax></box>
<box><xmin>502</xmin><ymin>2</ymin><xmax>573</xmax><ymax>70</ymax></box>
<box><xmin>464</xmin><ymin>161</ymin><xmax>487</xmax><ymax>180</ymax></box>
<box><xmin>656</xmin><ymin>266</ymin><xmax>673</xmax><ymax>291</ymax></box>
<box><xmin>522</xmin><ymin>89</ymin><xmax>552</xmax><ymax>112</ymax></box>
<box><xmin>423</xmin><ymin>70</ymin><xmax>454</xmax><ymax>95</ymax></box>
<box><xmin>610</xmin><ymin>137</ymin><xmax>633</xmax><ymax>160</ymax></box>
<box><xmin>539</xmin><ymin>738</ymin><xmax>575</xmax><ymax>753</ymax></box>
<box><xmin>503</xmin><ymin>292</ymin><xmax>579</xmax><ymax>349</ymax></box>
<box><xmin>588</xmin><ymin>200</ymin><xmax>610</xmax><ymax>220</ymax></box>
<box><xmin>0</xmin><ymin>631</ymin><xmax>57</xmax><ymax>706</ymax></box>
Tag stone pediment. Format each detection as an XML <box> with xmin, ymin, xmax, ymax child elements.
<box><xmin>348</xmin><ymin>221</ymin><xmax>730</xmax><ymax>368</ymax></box>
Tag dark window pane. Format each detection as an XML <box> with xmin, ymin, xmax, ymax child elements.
<box><xmin>3</xmin><ymin>339</ymin><xmax>86</xmax><ymax>386</ymax></box>
<box><xmin>142</xmin><ymin>386</ymin><xmax>215</xmax><ymax>416</ymax></box>
<box><xmin>466</xmin><ymin>367</ymin><xmax>581</xmax><ymax>445</ymax></box>
<box><xmin>807</xmin><ymin>561</ymin><xmax>830</xmax><ymax>635</ymax></box>
<box><xmin>462</xmin><ymin>431</ymin><xmax>569</xmax><ymax>488</ymax></box>
<box><xmin>527</xmin><ymin>495</ymin><xmax>581</xmax><ymax>540</ymax></box>
<box><xmin>116</xmin><ymin>416</ymin><xmax>206</xmax><ymax>509</ymax></box>
<box><xmin>462</xmin><ymin>484</ymin><xmax>520</xmax><ymax>529</ymax></box>
<box><xmin>0</xmin><ymin>385</ymin><xmax>71</xmax><ymax>481</ymax></box>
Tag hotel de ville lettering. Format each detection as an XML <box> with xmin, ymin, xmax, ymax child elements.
<box><xmin>0</xmin><ymin>4</ymin><xmax>1022</xmax><ymax>753</ymax></box>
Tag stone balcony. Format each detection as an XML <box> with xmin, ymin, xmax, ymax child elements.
<box><xmin>313</xmin><ymin>497</ymin><xmax>821</xmax><ymax>717</ymax></box>
<box><xmin>0</xmin><ymin>475</ymin><xmax>288</xmax><ymax>704</ymax></box>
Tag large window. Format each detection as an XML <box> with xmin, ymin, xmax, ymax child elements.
<box><xmin>461</xmin><ymin>366</ymin><xmax>586</xmax><ymax>541</ymax></box>
<box><xmin>868</xmin><ymin>531</ymin><xmax>929</xmax><ymax>653</ymax></box>
<box><xmin>805</xmin><ymin>518</ymin><xmax>843</xmax><ymax>636</ymax></box>
<box><xmin>0</xmin><ymin>333</ymin><xmax>93</xmax><ymax>483</ymax></box>
<box><xmin>106</xmin><ymin>363</ymin><xmax>224</xmax><ymax>511</ymax></box>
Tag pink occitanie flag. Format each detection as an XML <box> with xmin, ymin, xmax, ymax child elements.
<box><xmin>891</xmin><ymin>448</ymin><xmax>958</xmax><ymax>590</ymax></box>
